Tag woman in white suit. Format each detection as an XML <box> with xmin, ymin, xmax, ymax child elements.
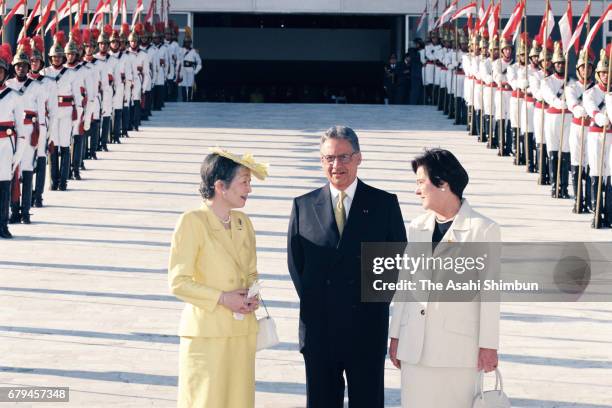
<box><xmin>389</xmin><ymin>148</ymin><xmax>500</xmax><ymax>407</ymax></box>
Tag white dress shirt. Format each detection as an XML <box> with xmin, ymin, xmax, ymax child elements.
<box><xmin>329</xmin><ymin>177</ymin><xmax>358</xmax><ymax>219</ymax></box>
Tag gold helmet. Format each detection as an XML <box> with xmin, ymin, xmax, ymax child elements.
<box><xmin>500</xmin><ymin>35</ymin><xmax>513</xmax><ymax>51</ymax></box>
<box><xmin>64</xmin><ymin>27</ymin><xmax>81</xmax><ymax>55</ymax></box>
<box><xmin>30</xmin><ymin>35</ymin><xmax>45</xmax><ymax>61</ymax></box>
<box><xmin>517</xmin><ymin>33</ymin><xmax>529</xmax><ymax>56</ymax></box>
<box><xmin>539</xmin><ymin>39</ymin><xmax>553</xmax><ymax>61</ymax></box>
<box><xmin>551</xmin><ymin>41</ymin><xmax>565</xmax><ymax>64</ymax></box>
<box><xmin>576</xmin><ymin>48</ymin><xmax>594</xmax><ymax>69</ymax></box>
<box><xmin>488</xmin><ymin>34</ymin><xmax>499</xmax><ymax>51</ymax></box>
<box><xmin>98</xmin><ymin>24</ymin><xmax>112</xmax><ymax>44</ymax></box>
<box><xmin>184</xmin><ymin>26</ymin><xmax>193</xmax><ymax>43</ymax></box>
<box><xmin>129</xmin><ymin>23</ymin><xmax>144</xmax><ymax>42</ymax></box>
<box><xmin>596</xmin><ymin>45</ymin><xmax>610</xmax><ymax>73</ymax></box>
<box><xmin>529</xmin><ymin>39</ymin><xmax>542</xmax><ymax>58</ymax></box>
<box><xmin>110</xmin><ymin>29</ymin><xmax>121</xmax><ymax>43</ymax></box>
<box><xmin>49</xmin><ymin>31</ymin><xmax>66</xmax><ymax>57</ymax></box>
<box><xmin>12</xmin><ymin>37</ymin><xmax>32</xmax><ymax>65</ymax></box>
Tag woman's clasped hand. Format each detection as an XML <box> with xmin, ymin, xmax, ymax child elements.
<box><xmin>219</xmin><ymin>289</ymin><xmax>259</xmax><ymax>314</ymax></box>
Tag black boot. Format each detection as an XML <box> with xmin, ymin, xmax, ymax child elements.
<box><xmin>0</xmin><ymin>181</ymin><xmax>12</xmax><ymax>239</ymax></box>
<box><xmin>101</xmin><ymin>116</ymin><xmax>110</xmax><ymax>151</ymax></box>
<box><xmin>21</xmin><ymin>171</ymin><xmax>33</xmax><ymax>224</ymax></box>
<box><xmin>549</xmin><ymin>151</ymin><xmax>559</xmax><ymax>196</ymax></box>
<box><xmin>560</xmin><ymin>152</ymin><xmax>571</xmax><ymax>198</ymax></box>
<box><xmin>527</xmin><ymin>133</ymin><xmax>536</xmax><ymax>172</ymax></box>
<box><xmin>113</xmin><ymin>110</ymin><xmax>122</xmax><ymax>144</ymax></box>
<box><xmin>60</xmin><ymin>146</ymin><xmax>70</xmax><ymax>190</ymax></box>
<box><xmin>50</xmin><ymin>149</ymin><xmax>60</xmax><ymax>190</ymax></box>
<box><xmin>571</xmin><ymin>166</ymin><xmax>580</xmax><ymax>212</ymax></box>
<box><xmin>585</xmin><ymin>168</ymin><xmax>593</xmax><ymax>212</ymax></box>
<box><xmin>591</xmin><ymin>176</ymin><xmax>606</xmax><ymax>228</ymax></box>
<box><xmin>9</xmin><ymin>202</ymin><xmax>21</xmax><ymax>224</ymax></box>
<box><xmin>504</xmin><ymin>121</ymin><xmax>513</xmax><ymax>156</ymax></box>
<box><xmin>90</xmin><ymin>120</ymin><xmax>100</xmax><ymax>159</ymax></box>
<box><xmin>122</xmin><ymin>106</ymin><xmax>130</xmax><ymax>137</ymax></box>
<box><xmin>33</xmin><ymin>157</ymin><xmax>46</xmax><ymax>207</ymax></box>
<box><xmin>73</xmin><ymin>135</ymin><xmax>83</xmax><ymax>179</ymax></box>
<box><xmin>604</xmin><ymin>177</ymin><xmax>612</xmax><ymax>227</ymax></box>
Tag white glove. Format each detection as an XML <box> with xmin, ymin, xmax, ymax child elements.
<box><xmin>573</xmin><ymin>105</ymin><xmax>586</xmax><ymax>119</ymax></box>
<box><xmin>553</xmin><ymin>99</ymin><xmax>567</xmax><ymax>110</ymax></box>
<box><xmin>595</xmin><ymin>112</ymin><xmax>609</xmax><ymax>127</ymax></box>
<box><xmin>518</xmin><ymin>79</ymin><xmax>528</xmax><ymax>89</ymax></box>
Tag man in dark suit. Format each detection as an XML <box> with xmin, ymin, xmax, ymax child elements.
<box><xmin>287</xmin><ymin>126</ymin><xmax>407</xmax><ymax>408</ymax></box>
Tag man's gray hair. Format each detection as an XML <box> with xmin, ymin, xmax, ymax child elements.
<box><xmin>321</xmin><ymin>126</ymin><xmax>361</xmax><ymax>152</ymax></box>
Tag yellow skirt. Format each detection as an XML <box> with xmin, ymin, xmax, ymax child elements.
<box><xmin>178</xmin><ymin>334</ymin><xmax>256</xmax><ymax>408</ymax></box>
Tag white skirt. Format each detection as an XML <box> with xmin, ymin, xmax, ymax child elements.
<box><xmin>400</xmin><ymin>363</ymin><xmax>479</xmax><ymax>408</ymax></box>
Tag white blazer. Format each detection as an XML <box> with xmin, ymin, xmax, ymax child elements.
<box><xmin>389</xmin><ymin>199</ymin><xmax>501</xmax><ymax>368</ymax></box>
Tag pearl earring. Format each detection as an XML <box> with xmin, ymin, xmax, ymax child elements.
<box><xmin>441</xmin><ymin>188</ymin><xmax>446</xmax><ymax>192</ymax></box>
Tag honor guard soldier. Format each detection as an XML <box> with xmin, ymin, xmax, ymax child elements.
<box><xmin>531</xmin><ymin>38</ymin><xmax>553</xmax><ymax>185</ymax></box>
<box><xmin>423</xmin><ymin>30</ymin><xmax>440</xmax><ymax>105</ymax></box>
<box><xmin>443</xmin><ymin>29</ymin><xmax>455</xmax><ymax>116</ymax></box>
<box><xmin>0</xmin><ymin>44</ymin><xmax>26</xmax><ymax>239</ymax></box>
<box><xmin>119</xmin><ymin>23</ymin><xmax>135</xmax><ymax>138</ymax></box>
<box><xmin>438</xmin><ymin>29</ymin><xmax>450</xmax><ymax>112</ymax></box>
<box><xmin>42</xmin><ymin>32</ymin><xmax>82</xmax><ymax>191</ymax></box>
<box><xmin>177</xmin><ymin>26</ymin><xmax>202</xmax><ymax>102</ymax></box>
<box><xmin>523</xmin><ymin>38</ymin><xmax>542</xmax><ymax>173</ymax></box>
<box><xmin>566</xmin><ymin>49</ymin><xmax>594</xmax><ymax>213</ymax></box>
<box><xmin>480</xmin><ymin>32</ymin><xmax>495</xmax><ymax>144</ymax></box>
<box><xmin>165</xmin><ymin>21</ymin><xmax>180</xmax><ymax>102</ymax></box>
<box><xmin>584</xmin><ymin>45</ymin><xmax>612</xmax><ymax>227</ymax></box>
<box><xmin>6</xmin><ymin>38</ymin><xmax>46</xmax><ymax>225</ymax></box>
<box><xmin>83</xmin><ymin>28</ymin><xmax>103</xmax><ymax>160</ymax></box>
<box><xmin>76</xmin><ymin>28</ymin><xmax>98</xmax><ymax>170</ymax></box>
<box><xmin>127</xmin><ymin>23</ymin><xmax>148</xmax><ymax>131</ymax></box>
<box><xmin>30</xmin><ymin>35</ymin><xmax>58</xmax><ymax>208</ymax></box>
<box><xmin>109</xmin><ymin>27</ymin><xmax>127</xmax><ymax>144</ymax></box>
<box><xmin>541</xmin><ymin>41</ymin><xmax>572</xmax><ymax>197</ymax></box>
<box><xmin>476</xmin><ymin>33</ymin><xmax>490</xmax><ymax>139</ymax></box>
<box><xmin>508</xmin><ymin>33</ymin><xmax>528</xmax><ymax>164</ymax></box>
<box><xmin>493</xmin><ymin>35</ymin><xmax>513</xmax><ymax>155</ymax></box>
<box><xmin>94</xmin><ymin>25</ymin><xmax>114</xmax><ymax>152</ymax></box>
<box><xmin>467</xmin><ymin>33</ymin><xmax>481</xmax><ymax>136</ymax></box>
<box><xmin>153</xmin><ymin>22</ymin><xmax>168</xmax><ymax>111</ymax></box>
<box><xmin>141</xmin><ymin>22</ymin><xmax>156</xmax><ymax>119</ymax></box>
<box><xmin>63</xmin><ymin>29</ymin><xmax>86</xmax><ymax>181</ymax></box>
<box><xmin>452</xmin><ymin>30</ymin><xmax>468</xmax><ymax>125</ymax></box>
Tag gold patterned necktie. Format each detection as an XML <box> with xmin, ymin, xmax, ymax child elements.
<box><xmin>335</xmin><ymin>191</ymin><xmax>347</xmax><ymax>236</ymax></box>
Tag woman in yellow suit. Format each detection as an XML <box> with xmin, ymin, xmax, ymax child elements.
<box><xmin>168</xmin><ymin>147</ymin><xmax>268</xmax><ymax>408</ymax></box>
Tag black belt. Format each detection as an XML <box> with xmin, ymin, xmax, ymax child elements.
<box><xmin>183</xmin><ymin>61</ymin><xmax>195</xmax><ymax>68</ymax></box>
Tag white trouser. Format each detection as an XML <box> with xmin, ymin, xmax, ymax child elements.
<box><xmin>0</xmin><ymin>138</ymin><xmax>14</xmax><ymax>181</ymax></box>
<box><xmin>494</xmin><ymin>89</ymin><xmax>511</xmax><ymax>121</ymax></box>
<box><xmin>545</xmin><ymin>112</ymin><xmax>571</xmax><ymax>152</ymax></box>
<box><xmin>569</xmin><ymin>120</ymin><xmax>589</xmax><ymax>166</ymax></box>
<box><xmin>520</xmin><ymin>101</ymin><xmax>535</xmax><ymax>133</ymax></box>
<box><xmin>533</xmin><ymin>104</ymin><xmax>545</xmax><ymax>144</ymax></box>
<box><xmin>587</xmin><ymin>131</ymin><xmax>612</xmax><ymax>177</ymax></box>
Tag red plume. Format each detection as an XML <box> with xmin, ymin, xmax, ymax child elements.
<box><xmin>145</xmin><ymin>22</ymin><xmax>154</xmax><ymax>33</ymax></box>
<box><xmin>155</xmin><ymin>22</ymin><xmax>165</xmax><ymax>33</ymax></box>
<box><xmin>534</xmin><ymin>34</ymin><xmax>542</xmax><ymax>46</ymax></box>
<box><xmin>103</xmin><ymin>24</ymin><xmax>113</xmax><ymax>37</ymax></box>
<box><xmin>71</xmin><ymin>26</ymin><xmax>82</xmax><ymax>46</ymax></box>
<box><xmin>18</xmin><ymin>37</ymin><xmax>33</xmax><ymax>58</ymax></box>
<box><xmin>0</xmin><ymin>43</ymin><xmax>13</xmax><ymax>65</ymax></box>
<box><xmin>519</xmin><ymin>32</ymin><xmax>529</xmax><ymax>43</ymax></box>
<box><xmin>121</xmin><ymin>22</ymin><xmax>130</xmax><ymax>37</ymax></box>
<box><xmin>54</xmin><ymin>31</ymin><xmax>67</xmax><ymax>47</ymax></box>
<box><xmin>82</xmin><ymin>28</ymin><xmax>92</xmax><ymax>44</ymax></box>
<box><xmin>481</xmin><ymin>27</ymin><xmax>489</xmax><ymax>39</ymax></box>
<box><xmin>544</xmin><ymin>38</ymin><xmax>553</xmax><ymax>51</ymax></box>
<box><xmin>31</xmin><ymin>35</ymin><xmax>45</xmax><ymax>53</ymax></box>
<box><xmin>92</xmin><ymin>28</ymin><xmax>101</xmax><ymax>41</ymax></box>
<box><xmin>134</xmin><ymin>22</ymin><xmax>144</xmax><ymax>35</ymax></box>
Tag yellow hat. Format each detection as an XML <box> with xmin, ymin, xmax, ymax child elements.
<box><xmin>209</xmin><ymin>147</ymin><xmax>269</xmax><ymax>180</ymax></box>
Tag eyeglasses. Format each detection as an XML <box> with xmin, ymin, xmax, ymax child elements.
<box><xmin>321</xmin><ymin>152</ymin><xmax>357</xmax><ymax>164</ymax></box>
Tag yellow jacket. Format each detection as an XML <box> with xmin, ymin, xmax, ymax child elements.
<box><xmin>168</xmin><ymin>205</ymin><xmax>258</xmax><ymax>338</ymax></box>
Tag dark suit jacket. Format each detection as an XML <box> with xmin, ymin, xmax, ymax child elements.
<box><xmin>287</xmin><ymin>179</ymin><xmax>407</xmax><ymax>358</ymax></box>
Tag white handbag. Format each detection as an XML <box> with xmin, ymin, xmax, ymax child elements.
<box><xmin>472</xmin><ymin>368</ymin><xmax>511</xmax><ymax>408</ymax></box>
<box><xmin>256</xmin><ymin>298</ymin><xmax>279</xmax><ymax>352</ymax></box>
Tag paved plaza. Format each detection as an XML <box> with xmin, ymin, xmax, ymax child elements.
<box><xmin>1</xmin><ymin>103</ymin><xmax>611</xmax><ymax>407</ymax></box>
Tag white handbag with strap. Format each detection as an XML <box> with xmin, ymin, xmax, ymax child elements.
<box><xmin>256</xmin><ymin>297</ymin><xmax>279</xmax><ymax>352</ymax></box>
<box><xmin>472</xmin><ymin>368</ymin><xmax>511</xmax><ymax>408</ymax></box>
